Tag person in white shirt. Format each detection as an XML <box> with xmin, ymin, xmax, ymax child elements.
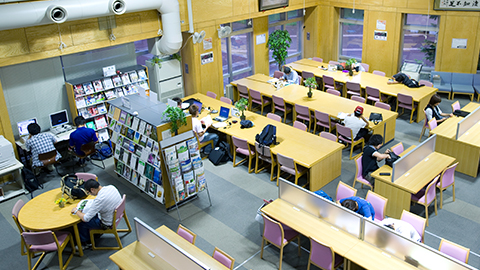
<box><xmin>380</xmin><ymin>217</ymin><xmax>422</xmax><ymax>243</ymax></box>
<box><xmin>189</xmin><ymin>104</ymin><xmax>219</xmax><ymax>155</ymax></box>
<box><xmin>282</xmin><ymin>66</ymin><xmax>300</xmax><ymax>85</ymax></box>
<box><xmin>343</xmin><ymin>106</ymin><xmax>369</xmax><ymax>141</ymax></box>
<box><xmin>71</xmin><ymin>179</ymin><xmax>122</xmax><ymax>246</ymax></box>
<box><xmin>425</xmin><ymin>94</ymin><xmax>453</xmax><ymax>124</ymax></box>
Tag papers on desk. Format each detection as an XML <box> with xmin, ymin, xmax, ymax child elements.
<box><xmin>337</xmin><ymin>112</ymin><xmax>348</xmax><ymax>120</ymax></box>
<box><xmin>212</xmin><ymin>122</ymin><xmax>227</xmax><ymax>129</ymax></box>
<box><xmin>267</xmin><ymin>78</ymin><xmax>279</xmax><ymax>83</ymax></box>
<box><xmin>201</xmin><ymin>115</ymin><xmax>213</xmax><ymax>126</ymax></box>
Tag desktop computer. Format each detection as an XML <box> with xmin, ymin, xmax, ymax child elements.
<box><xmin>49</xmin><ymin>110</ymin><xmax>73</xmax><ymax>135</ymax></box>
<box><xmin>16</xmin><ymin>118</ymin><xmax>37</xmax><ymax>143</ymax></box>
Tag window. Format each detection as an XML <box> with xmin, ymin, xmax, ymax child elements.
<box><xmin>339</xmin><ymin>8</ymin><xmax>364</xmax><ymax>61</ymax></box>
<box><xmin>268</xmin><ymin>10</ymin><xmax>304</xmax><ymax>75</ymax></box>
<box><xmin>134</xmin><ymin>39</ymin><xmax>153</xmax><ymax>66</ymax></box>
<box><xmin>402</xmin><ymin>14</ymin><xmax>439</xmax><ymax>69</ymax></box>
<box><xmin>222</xmin><ymin>20</ymin><xmax>254</xmax><ymax>90</ymax></box>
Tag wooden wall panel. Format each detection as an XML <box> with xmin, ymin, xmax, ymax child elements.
<box><xmin>0</xmin><ymin>81</ymin><xmax>17</xmax><ymax>158</ymax></box>
<box><xmin>317</xmin><ymin>5</ymin><xmax>337</xmax><ymax>63</ymax></box>
<box><xmin>384</xmin><ymin>0</ymin><xmax>407</xmax><ymax>8</ymax></box>
<box><xmin>303</xmin><ymin>6</ymin><xmax>320</xmax><ymax>59</ymax></box>
<box><xmin>25</xmin><ymin>24</ymin><xmax>72</xmax><ymax>53</ymax></box>
<box><xmin>192</xmin><ymin>0</ymin><xmax>233</xmax><ymax>22</ymax></box>
<box><xmin>0</xmin><ymin>29</ymin><xmax>29</xmax><ymax>58</ymax></box>
<box><xmin>115</xmin><ymin>15</ymin><xmax>142</xmax><ymax>36</ymax></box>
<box><xmin>233</xmin><ymin>0</ymin><xmax>254</xmax><ymax>16</ymax></box>
<box><xmin>71</xmin><ymin>21</ymin><xmax>109</xmax><ymax>45</ymax></box>
<box><xmin>139</xmin><ymin>11</ymin><xmax>163</xmax><ymax>33</ymax></box>
<box><xmin>253</xmin><ymin>17</ymin><xmax>269</xmax><ymax>75</ymax></box>
<box><xmin>181</xmin><ymin>32</ymin><xmax>198</xmax><ymax>96</ymax></box>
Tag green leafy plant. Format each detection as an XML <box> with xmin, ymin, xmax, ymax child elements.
<box><xmin>304</xmin><ymin>77</ymin><xmax>318</xmax><ymax>89</ymax></box>
<box><xmin>150</xmin><ymin>56</ymin><xmax>162</xmax><ymax>67</ymax></box>
<box><xmin>420</xmin><ymin>39</ymin><xmax>436</xmax><ymax>65</ymax></box>
<box><xmin>267</xmin><ymin>30</ymin><xmax>292</xmax><ymax>71</ymax></box>
<box><xmin>172</xmin><ymin>53</ymin><xmax>182</xmax><ymax>62</ymax></box>
<box><xmin>235</xmin><ymin>98</ymin><xmax>249</xmax><ymax>119</ymax></box>
<box><xmin>162</xmin><ymin>105</ymin><xmax>187</xmax><ymax>133</ymax></box>
<box><xmin>345</xmin><ymin>58</ymin><xmax>357</xmax><ymax>70</ymax></box>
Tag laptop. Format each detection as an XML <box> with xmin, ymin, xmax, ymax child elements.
<box><xmin>214</xmin><ymin>106</ymin><xmax>230</xmax><ymax>122</ymax></box>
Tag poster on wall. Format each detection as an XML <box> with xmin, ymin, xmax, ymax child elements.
<box><xmin>201</xmin><ymin>52</ymin><xmax>214</xmax><ymax>65</ymax></box>
<box><xmin>203</xmin><ymin>38</ymin><xmax>212</xmax><ymax>50</ymax></box>
<box><xmin>374</xmin><ymin>31</ymin><xmax>387</xmax><ymax>41</ymax></box>
<box><xmin>434</xmin><ymin>0</ymin><xmax>480</xmax><ymax>11</ymax></box>
<box><xmin>451</xmin><ymin>38</ymin><xmax>467</xmax><ymax>49</ymax></box>
<box><xmin>376</xmin><ymin>20</ymin><xmax>386</xmax><ymax>30</ymax></box>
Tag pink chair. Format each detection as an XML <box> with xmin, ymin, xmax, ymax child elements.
<box><xmin>293</xmin><ymin>120</ymin><xmax>308</xmax><ymax>131</ymax></box>
<box><xmin>351</xmin><ymin>95</ymin><xmax>366</xmax><ymax>103</ymax></box>
<box><xmin>267</xmin><ymin>113</ymin><xmax>282</xmax><ymax>122</ymax></box>
<box><xmin>419</xmin><ymin>80</ymin><xmax>433</xmax><ymax>87</ymax></box>
<box><xmin>326</xmin><ymin>89</ymin><xmax>340</xmax><ymax>96</ymax></box>
<box><xmin>302</xmin><ymin>71</ymin><xmax>315</xmax><ymax>80</ymax></box>
<box><xmin>396</xmin><ymin>93</ymin><xmax>417</xmax><ymax>123</ymax></box>
<box><xmin>76</xmin><ymin>172</ymin><xmax>98</xmax><ymax>181</ymax></box>
<box><xmin>390</xmin><ymin>142</ymin><xmax>404</xmax><ymax>156</ymax></box>
<box><xmin>255</xmin><ymin>142</ymin><xmax>277</xmax><ymax>182</ymax></box>
<box><xmin>322</xmin><ymin>75</ymin><xmax>336</xmax><ymax>91</ymax></box>
<box><xmin>336</xmin><ymin>181</ymin><xmax>357</xmax><ymax>201</ymax></box>
<box><xmin>437</xmin><ymin>162</ymin><xmax>458</xmax><ymax>209</ymax></box>
<box><xmin>372</xmin><ymin>70</ymin><xmax>385</xmax><ymax>76</ymax></box>
<box><xmin>274</xmin><ymin>70</ymin><xmax>284</xmax><ymax>79</ymax></box>
<box><xmin>272</xmin><ymin>95</ymin><xmax>292</xmax><ymax>123</ymax></box>
<box><xmin>312</xmin><ymin>57</ymin><xmax>323</xmax><ymax>62</ymax></box>
<box><xmin>366</xmin><ymin>86</ymin><xmax>381</xmax><ymax>104</ymax></box>
<box><xmin>220</xmin><ymin>96</ymin><xmax>232</xmax><ymax>105</ymax></box>
<box><xmin>22</xmin><ymin>230</ymin><xmax>75</xmax><ymax>270</ymax></box>
<box><xmin>352</xmin><ymin>155</ymin><xmax>373</xmax><ymax>190</ymax></box>
<box><xmin>366</xmin><ymin>190</ymin><xmax>388</xmax><ymax>222</ymax></box>
<box><xmin>360</xmin><ymin>63</ymin><xmax>369</xmax><ymax>72</ymax></box>
<box><xmin>276</xmin><ymin>153</ymin><xmax>308</xmax><ymax>186</ymax></box>
<box><xmin>346</xmin><ymin>81</ymin><xmax>361</xmax><ymax>97</ymax></box>
<box><xmin>401</xmin><ymin>210</ymin><xmax>426</xmax><ymax>243</ymax></box>
<box><xmin>232</xmin><ymin>136</ymin><xmax>255</xmax><ymax>173</ymax></box>
<box><xmin>411</xmin><ymin>176</ymin><xmax>439</xmax><ymax>226</ymax></box>
<box><xmin>320</xmin><ymin>132</ymin><xmax>337</xmax><ymax>142</ymax></box>
<box><xmin>249</xmin><ymin>89</ymin><xmax>271</xmax><ymax>115</ymax></box>
<box><xmin>308</xmin><ymin>238</ymin><xmax>344</xmax><ymax>270</ymax></box>
<box><xmin>237</xmin><ymin>84</ymin><xmax>249</xmax><ymax>100</ymax></box>
<box><xmin>329</xmin><ymin>60</ymin><xmax>340</xmax><ymax>65</ymax></box>
<box><xmin>207</xmin><ymin>91</ymin><xmax>217</xmax><ymax>99</ymax></box>
<box><xmin>419</xmin><ymin>110</ymin><xmax>431</xmax><ymax>141</ymax></box>
<box><xmin>313</xmin><ymin>110</ymin><xmax>334</xmax><ymax>134</ymax></box>
<box><xmin>12</xmin><ymin>199</ymin><xmax>27</xmax><ymax>256</ymax></box>
<box><xmin>451</xmin><ymin>101</ymin><xmax>461</xmax><ymax>112</ymax></box>
<box><xmin>438</xmin><ymin>239</ymin><xmax>470</xmax><ymax>263</ymax></box>
<box><xmin>260</xmin><ymin>214</ymin><xmax>300</xmax><ymax>270</ymax></box>
<box><xmin>428</xmin><ymin>118</ymin><xmax>437</xmax><ymax>131</ymax></box>
<box><xmin>177</xmin><ymin>224</ymin><xmax>196</xmax><ymax>244</ymax></box>
<box><xmin>294</xmin><ymin>103</ymin><xmax>312</xmax><ymax>132</ymax></box>
<box><xmin>336</xmin><ymin>123</ymin><xmax>365</xmax><ymax>160</ymax></box>
<box><xmin>375</xmin><ymin>101</ymin><xmax>391</xmax><ymax>111</ymax></box>
<box><xmin>213</xmin><ymin>247</ymin><xmax>235</xmax><ymax>269</ymax></box>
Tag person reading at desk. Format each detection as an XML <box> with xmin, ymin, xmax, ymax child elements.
<box><xmin>362</xmin><ymin>134</ymin><xmax>391</xmax><ymax>186</ymax></box>
<box><xmin>425</xmin><ymin>94</ymin><xmax>453</xmax><ymax>124</ymax></box>
<box><xmin>71</xmin><ymin>179</ymin><xmax>122</xmax><ymax>248</ymax></box>
<box><xmin>189</xmin><ymin>104</ymin><xmax>219</xmax><ymax>155</ymax></box>
<box><xmin>340</xmin><ymin>196</ymin><xmax>375</xmax><ymax>220</ymax></box>
<box><xmin>69</xmin><ymin>116</ymin><xmax>98</xmax><ymax>167</ymax></box>
<box><xmin>282</xmin><ymin>66</ymin><xmax>300</xmax><ymax>85</ymax></box>
<box><xmin>380</xmin><ymin>217</ymin><xmax>422</xmax><ymax>243</ymax></box>
<box><xmin>25</xmin><ymin>123</ymin><xmax>61</xmax><ymax>175</ymax></box>
<box><xmin>344</xmin><ymin>106</ymin><xmax>370</xmax><ymax>142</ymax></box>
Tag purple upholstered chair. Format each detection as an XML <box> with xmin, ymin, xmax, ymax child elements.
<box><xmin>207</xmin><ymin>91</ymin><xmax>217</xmax><ymax>99</ymax></box>
<box><xmin>22</xmin><ymin>230</ymin><xmax>75</xmax><ymax>270</ymax></box>
<box><xmin>372</xmin><ymin>70</ymin><xmax>385</xmax><ymax>76</ymax></box>
<box><xmin>314</xmin><ymin>110</ymin><xmax>334</xmax><ymax>134</ymax></box>
<box><xmin>213</xmin><ymin>247</ymin><xmax>235</xmax><ymax>269</ymax></box>
<box><xmin>220</xmin><ymin>96</ymin><xmax>232</xmax><ymax>105</ymax></box>
<box><xmin>366</xmin><ymin>190</ymin><xmax>388</xmax><ymax>222</ymax></box>
<box><xmin>177</xmin><ymin>224</ymin><xmax>196</xmax><ymax>244</ymax></box>
<box><xmin>237</xmin><ymin>84</ymin><xmax>249</xmax><ymax>100</ymax></box>
<box><xmin>320</xmin><ymin>132</ymin><xmax>337</xmax><ymax>142</ymax></box>
<box><xmin>346</xmin><ymin>81</ymin><xmax>362</xmax><ymax>98</ymax></box>
<box><xmin>232</xmin><ymin>136</ymin><xmax>255</xmax><ymax>173</ymax></box>
<box><xmin>396</xmin><ymin>93</ymin><xmax>417</xmax><ymax>123</ymax></box>
<box><xmin>351</xmin><ymin>95</ymin><xmax>366</xmax><ymax>103</ymax></box>
<box><xmin>272</xmin><ymin>95</ymin><xmax>292</xmax><ymax>123</ymax></box>
<box><xmin>294</xmin><ymin>104</ymin><xmax>312</xmax><ymax>132</ymax></box>
<box><xmin>308</xmin><ymin>238</ymin><xmax>344</xmax><ymax>270</ymax></box>
<box><xmin>366</xmin><ymin>86</ymin><xmax>381</xmax><ymax>104</ymax></box>
<box><xmin>375</xmin><ymin>101</ymin><xmax>391</xmax><ymax>111</ymax></box>
<box><xmin>411</xmin><ymin>176</ymin><xmax>439</xmax><ymax>226</ymax></box>
<box><xmin>274</xmin><ymin>70</ymin><xmax>284</xmax><ymax>79</ymax></box>
<box><xmin>390</xmin><ymin>142</ymin><xmax>404</xmax><ymax>156</ymax></box>
<box><xmin>12</xmin><ymin>199</ymin><xmax>27</xmax><ymax>255</ymax></box>
<box><xmin>326</xmin><ymin>89</ymin><xmax>341</xmax><ymax>96</ymax></box>
<box><xmin>437</xmin><ymin>162</ymin><xmax>458</xmax><ymax>209</ymax></box>
<box><xmin>267</xmin><ymin>113</ymin><xmax>282</xmax><ymax>122</ymax></box>
<box><xmin>312</xmin><ymin>57</ymin><xmax>323</xmax><ymax>62</ymax></box>
<box><xmin>336</xmin><ymin>181</ymin><xmax>357</xmax><ymax>202</ymax></box>
<box><xmin>352</xmin><ymin>155</ymin><xmax>373</xmax><ymax>190</ymax></box>
<box><xmin>276</xmin><ymin>153</ymin><xmax>308</xmax><ymax>186</ymax></box>
<box><xmin>249</xmin><ymin>89</ymin><xmax>271</xmax><ymax>114</ymax></box>
<box><xmin>335</xmin><ymin>123</ymin><xmax>365</xmax><ymax>160</ymax></box>
<box><xmin>401</xmin><ymin>210</ymin><xmax>426</xmax><ymax>243</ymax></box>
<box><xmin>439</xmin><ymin>239</ymin><xmax>470</xmax><ymax>263</ymax></box>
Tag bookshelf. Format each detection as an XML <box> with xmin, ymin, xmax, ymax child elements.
<box><xmin>107</xmin><ymin>95</ymin><xmax>193</xmax><ymax>209</ymax></box>
<box><xmin>66</xmin><ymin>65</ymin><xmax>151</xmax><ymax>141</ymax></box>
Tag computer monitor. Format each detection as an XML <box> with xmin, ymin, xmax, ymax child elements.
<box><xmin>17</xmin><ymin>118</ymin><xmax>37</xmax><ymax>136</ymax></box>
<box><xmin>49</xmin><ymin>110</ymin><xmax>69</xmax><ymax>129</ymax></box>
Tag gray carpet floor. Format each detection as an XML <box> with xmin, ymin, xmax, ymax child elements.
<box><xmin>1</xmin><ymin>93</ymin><xmax>479</xmax><ymax>270</ymax></box>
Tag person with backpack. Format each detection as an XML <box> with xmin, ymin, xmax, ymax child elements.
<box><xmin>189</xmin><ymin>104</ymin><xmax>218</xmax><ymax>155</ymax></box>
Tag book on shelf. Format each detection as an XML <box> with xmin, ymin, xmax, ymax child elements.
<box><xmin>146</xmin><ymin>138</ymin><xmax>154</xmax><ymax>152</ymax></box>
<box><xmin>138</xmin><ymin>120</ymin><xmax>146</xmax><ymax>135</ymax></box>
<box><xmin>85</xmin><ymin>95</ymin><xmax>96</xmax><ymax>106</ymax></box>
<box><xmin>114</xmin><ymin>147</ymin><xmax>121</xmax><ymax>160</ymax></box>
<box><xmin>93</xmin><ymin>80</ymin><xmax>103</xmax><ymax>92</ymax></box>
<box><xmin>83</xmin><ymin>82</ymin><xmax>95</xmax><ymax>94</ymax></box>
<box><xmin>180</xmin><ymin>159</ymin><xmax>192</xmax><ymax>172</ymax></box>
<box><xmin>153</xmin><ymin>168</ymin><xmax>162</xmax><ymax>185</ymax></box>
<box><xmin>130</xmin><ymin>155</ymin><xmax>139</xmax><ymax>170</ymax></box>
<box><xmin>115</xmin><ymin>88</ymin><xmax>124</xmax><ymax>97</ymax></box>
<box><xmin>164</xmin><ymin>146</ymin><xmax>177</xmax><ymax>164</ymax></box>
<box><xmin>133</xmin><ymin>132</ymin><xmax>141</xmax><ymax>144</ymax></box>
<box><xmin>117</xmin><ymin>134</ymin><xmax>124</xmax><ymax>146</ymax></box>
<box><xmin>128</xmin><ymin>140</ymin><xmax>135</xmax><ymax>153</ymax></box>
<box><xmin>76</xmin><ymin>97</ymin><xmax>86</xmax><ymax>108</ymax></box>
<box><xmin>139</xmin><ymin>135</ymin><xmax>147</xmax><ymax>147</ymax></box>
<box><xmin>115</xmin><ymin>161</ymin><xmax>124</xmax><ymax>175</ymax></box>
<box><xmin>122</xmin><ymin>150</ymin><xmax>130</xmax><ymax>164</ymax></box>
<box><xmin>131</xmin><ymin>117</ymin><xmax>140</xmax><ymax>131</ymax></box>
<box><xmin>74</xmin><ymin>84</ymin><xmax>85</xmax><ymax>96</ymax></box>
<box><xmin>140</xmin><ymin>148</ymin><xmax>149</xmax><ymax>161</ymax></box>
<box><xmin>147</xmin><ymin>153</ymin><xmax>156</xmax><ymax>165</ymax></box>
<box><xmin>152</xmin><ymin>141</ymin><xmax>159</xmax><ymax>153</ymax></box>
<box><xmin>155</xmin><ymin>185</ymin><xmax>164</xmax><ymax>203</ymax></box>
<box><xmin>118</xmin><ymin>110</ymin><xmax>127</xmax><ymax>124</ymax></box>
<box><xmin>108</xmin><ymin>104</ymin><xmax>115</xmax><ymax>116</ymax></box>
<box><xmin>86</xmin><ymin>121</ymin><xmax>96</xmax><ymax>130</ymax></box>
<box><xmin>125</xmin><ymin>114</ymin><xmax>133</xmax><ymax>127</ymax></box>
<box><xmin>88</xmin><ymin>106</ymin><xmax>99</xmax><ymax>117</ymax></box>
<box><xmin>121</xmin><ymin>73</ymin><xmax>131</xmax><ymax>85</ymax></box>
<box><xmin>176</xmin><ymin>142</ymin><xmax>189</xmax><ymax>162</ymax></box>
<box><xmin>102</xmin><ymin>77</ymin><xmax>114</xmax><ymax>89</ymax></box>
<box><xmin>104</xmin><ymin>90</ymin><xmax>116</xmax><ymax>100</ymax></box>
<box><xmin>138</xmin><ymin>81</ymin><xmax>149</xmax><ymax>91</ymax></box>
<box><xmin>97</xmin><ymin>103</ymin><xmax>107</xmax><ymax>114</ymax></box>
<box><xmin>113</xmin><ymin>107</ymin><xmax>121</xmax><ymax>120</ymax></box>
<box><xmin>111</xmin><ymin>131</ymin><xmax>118</xmax><ymax>143</ymax></box>
<box><xmin>98</xmin><ymin>129</ymin><xmax>110</xmax><ymax>142</ymax></box>
<box><xmin>94</xmin><ymin>115</ymin><xmax>108</xmax><ymax>129</ymax></box>
<box><xmin>148</xmin><ymin>181</ymin><xmax>156</xmax><ymax>196</ymax></box>
<box><xmin>122</xmin><ymin>138</ymin><xmax>131</xmax><ymax>149</ymax></box>
<box><xmin>138</xmin><ymin>176</ymin><xmax>147</xmax><ymax>190</ymax></box>
<box><xmin>138</xmin><ymin>69</ymin><xmax>147</xmax><ymax>80</ymax></box>
<box><xmin>134</xmin><ymin>144</ymin><xmax>143</xmax><ymax>156</ymax></box>
<box><xmin>144</xmin><ymin>124</ymin><xmax>152</xmax><ymax>137</ymax></box>
<box><xmin>112</xmin><ymin>75</ymin><xmax>122</xmax><ymax>87</ymax></box>
<box><xmin>129</xmin><ymin>71</ymin><xmax>139</xmax><ymax>83</ymax></box>
<box><xmin>95</xmin><ymin>93</ymin><xmax>105</xmax><ymax>103</ymax></box>
<box><xmin>123</xmin><ymin>166</ymin><xmax>131</xmax><ymax>180</ymax></box>
<box><xmin>114</xmin><ymin>122</ymin><xmax>122</xmax><ymax>133</ymax></box>
<box><xmin>137</xmin><ymin>160</ymin><xmax>146</xmax><ymax>175</ymax></box>
<box><xmin>131</xmin><ymin>171</ymin><xmax>139</xmax><ymax>185</ymax></box>
<box><xmin>126</xmin><ymin>128</ymin><xmax>135</xmax><ymax>140</ymax></box>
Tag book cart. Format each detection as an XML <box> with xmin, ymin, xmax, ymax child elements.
<box><xmin>66</xmin><ymin>65</ymin><xmax>150</xmax><ymax>142</ymax></box>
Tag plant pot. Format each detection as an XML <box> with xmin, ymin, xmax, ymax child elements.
<box><xmin>349</xmin><ymin>70</ymin><xmax>354</xmax><ymax>76</ymax></box>
<box><xmin>59</xmin><ymin>202</ymin><xmax>65</xmax><ymax>208</ymax></box>
<box><xmin>307</xmin><ymin>91</ymin><xmax>313</xmax><ymax>98</ymax></box>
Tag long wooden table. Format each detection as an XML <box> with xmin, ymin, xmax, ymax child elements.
<box><xmin>18</xmin><ymin>188</ymin><xmax>94</xmax><ymax>257</ymax></box>
<box><xmin>288</xmin><ymin>58</ymin><xmax>437</xmax><ymax>123</ymax></box>
<box><xmin>231</xmin><ymin>74</ymin><xmax>398</xmax><ymax>143</ymax></box>
<box><xmin>431</xmin><ymin>102</ymin><xmax>480</xmax><ymax>177</ymax></box>
<box><xmin>371</xmin><ymin>150</ymin><xmax>456</xmax><ymax>218</ymax></box>
<box><xmin>109</xmin><ymin>225</ymin><xmax>228</xmax><ymax>270</ymax></box>
<box><xmin>187</xmin><ymin>93</ymin><xmax>344</xmax><ymax>191</ymax></box>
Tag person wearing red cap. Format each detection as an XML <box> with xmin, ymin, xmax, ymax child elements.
<box><xmin>343</xmin><ymin>105</ymin><xmax>370</xmax><ymax>141</ymax></box>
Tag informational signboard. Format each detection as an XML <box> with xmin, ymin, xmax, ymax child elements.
<box><xmin>200</xmin><ymin>52</ymin><xmax>214</xmax><ymax>65</ymax></box>
<box><xmin>434</xmin><ymin>0</ymin><xmax>480</xmax><ymax>11</ymax></box>
<box><xmin>374</xmin><ymin>30</ymin><xmax>387</xmax><ymax>41</ymax></box>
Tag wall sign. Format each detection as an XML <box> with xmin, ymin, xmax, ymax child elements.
<box><xmin>452</xmin><ymin>38</ymin><xmax>467</xmax><ymax>49</ymax></box>
<box><xmin>374</xmin><ymin>31</ymin><xmax>387</xmax><ymax>41</ymax></box>
<box><xmin>103</xmin><ymin>65</ymin><xmax>116</xmax><ymax>77</ymax></box>
<box><xmin>434</xmin><ymin>0</ymin><xmax>480</xmax><ymax>11</ymax></box>
<box><xmin>200</xmin><ymin>52</ymin><xmax>214</xmax><ymax>65</ymax></box>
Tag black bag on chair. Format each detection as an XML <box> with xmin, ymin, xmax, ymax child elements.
<box><xmin>61</xmin><ymin>174</ymin><xmax>88</xmax><ymax>200</ymax></box>
<box><xmin>385</xmin><ymin>152</ymin><xmax>401</xmax><ymax>167</ymax></box>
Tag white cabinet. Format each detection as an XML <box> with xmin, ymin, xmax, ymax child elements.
<box><xmin>147</xmin><ymin>59</ymin><xmax>184</xmax><ymax>103</ymax></box>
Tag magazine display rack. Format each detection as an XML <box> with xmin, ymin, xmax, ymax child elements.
<box><xmin>160</xmin><ymin>130</ymin><xmax>212</xmax><ymax>221</ymax></box>
<box><xmin>107</xmin><ymin>95</ymin><xmax>192</xmax><ymax>209</ymax></box>
<box><xmin>66</xmin><ymin>65</ymin><xmax>150</xmax><ymax>142</ymax></box>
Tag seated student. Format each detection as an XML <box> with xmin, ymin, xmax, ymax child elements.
<box><xmin>69</xmin><ymin>116</ymin><xmax>98</xmax><ymax>167</ymax></box>
<box><xmin>387</xmin><ymin>72</ymin><xmax>423</xmax><ymax>88</ymax></box>
<box><xmin>380</xmin><ymin>217</ymin><xmax>422</xmax><ymax>243</ymax></box>
<box><xmin>25</xmin><ymin>123</ymin><xmax>61</xmax><ymax>175</ymax></box>
<box><xmin>172</xmin><ymin>97</ymin><xmax>183</xmax><ymax>108</ymax></box>
<box><xmin>340</xmin><ymin>196</ymin><xmax>375</xmax><ymax>220</ymax></box>
<box><xmin>425</xmin><ymin>94</ymin><xmax>453</xmax><ymax>124</ymax></box>
<box><xmin>344</xmin><ymin>106</ymin><xmax>369</xmax><ymax>141</ymax></box>
<box><xmin>362</xmin><ymin>134</ymin><xmax>391</xmax><ymax>185</ymax></box>
<box><xmin>189</xmin><ymin>104</ymin><xmax>219</xmax><ymax>155</ymax></box>
<box><xmin>282</xmin><ymin>66</ymin><xmax>300</xmax><ymax>85</ymax></box>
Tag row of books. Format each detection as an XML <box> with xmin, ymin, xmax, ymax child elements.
<box><xmin>75</xmin><ymin>93</ymin><xmax>106</xmax><ymax>108</ymax></box>
<box><xmin>109</xmin><ymin>108</ymin><xmax>158</xmax><ymax>141</ymax></box>
<box><xmin>85</xmin><ymin>115</ymin><xmax>108</xmax><ymax>130</ymax></box>
<box><xmin>114</xmin><ymin>145</ymin><xmax>161</xmax><ymax>183</ymax></box>
<box><xmin>78</xmin><ymin>103</ymin><xmax>107</xmax><ymax>119</ymax></box>
<box><xmin>73</xmin><ymin>69</ymin><xmax>147</xmax><ymax>97</ymax></box>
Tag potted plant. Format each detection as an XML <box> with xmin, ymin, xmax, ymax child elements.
<box><xmin>345</xmin><ymin>58</ymin><xmax>357</xmax><ymax>76</ymax></box>
<box><xmin>55</xmin><ymin>197</ymin><xmax>67</xmax><ymax>208</ymax></box>
<box><xmin>304</xmin><ymin>77</ymin><xmax>318</xmax><ymax>98</ymax></box>
<box><xmin>235</xmin><ymin>98</ymin><xmax>249</xmax><ymax>120</ymax></box>
<box><xmin>163</xmin><ymin>105</ymin><xmax>187</xmax><ymax>134</ymax></box>
<box><xmin>267</xmin><ymin>30</ymin><xmax>292</xmax><ymax>71</ymax></box>
<box><xmin>149</xmin><ymin>56</ymin><xmax>162</xmax><ymax>67</ymax></box>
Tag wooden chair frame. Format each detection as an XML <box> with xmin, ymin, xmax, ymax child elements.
<box><xmin>336</xmin><ymin>124</ymin><xmax>365</xmax><ymax>160</ymax></box>
<box><xmin>411</xmin><ymin>176</ymin><xmax>438</xmax><ymax>226</ymax></box>
<box><xmin>401</xmin><ymin>210</ymin><xmax>426</xmax><ymax>243</ymax></box>
<box><xmin>352</xmin><ymin>155</ymin><xmax>373</xmax><ymax>190</ymax></box>
<box><xmin>439</xmin><ymin>238</ymin><xmax>470</xmax><ymax>263</ymax></box>
<box><xmin>212</xmin><ymin>247</ymin><xmax>235</xmax><ymax>270</ymax></box>
<box><xmin>336</xmin><ymin>181</ymin><xmax>357</xmax><ymax>202</ymax></box>
<box><xmin>365</xmin><ymin>190</ymin><xmax>388</xmax><ymax>221</ymax></box>
<box><xmin>195</xmin><ymin>132</ymin><xmax>214</xmax><ymax>160</ymax></box>
<box><xmin>255</xmin><ymin>143</ymin><xmax>277</xmax><ymax>182</ymax></box>
<box><xmin>437</xmin><ymin>162</ymin><xmax>458</xmax><ymax>209</ymax></box>
<box><xmin>396</xmin><ymin>95</ymin><xmax>417</xmax><ymax>123</ymax></box>
<box><xmin>232</xmin><ymin>141</ymin><xmax>255</xmax><ymax>173</ymax></box>
<box><xmin>177</xmin><ymin>224</ymin><xmax>197</xmax><ymax>244</ymax></box>
<box><xmin>276</xmin><ymin>155</ymin><xmax>309</xmax><ymax>187</ymax></box>
<box><xmin>23</xmin><ymin>231</ymin><xmax>75</xmax><ymax>270</ymax></box>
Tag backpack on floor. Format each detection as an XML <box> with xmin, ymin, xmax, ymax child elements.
<box><xmin>255</xmin><ymin>124</ymin><xmax>277</xmax><ymax>146</ymax></box>
<box><xmin>92</xmin><ymin>140</ymin><xmax>113</xmax><ymax>160</ymax></box>
<box><xmin>61</xmin><ymin>174</ymin><xmax>88</xmax><ymax>200</ymax></box>
<box><xmin>22</xmin><ymin>168</ymin><xmax>42</xmax><ymax>197</ymax></box>
<box><xmin>208</xmin><ymin>141</ymin><xmax>232</xmax><ymax>165</ymax></box>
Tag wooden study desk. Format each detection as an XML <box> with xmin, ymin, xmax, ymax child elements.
<box><xmin>18</xmin><ymin>188</ymin><xmax>94</xmax><ymax>257</ymax></box>
<box><xmin>345</xmin><ymin>241</ymin><xmax>418</xmax><ymax>270</ymax></box>
<box><xmin>187</xmin><ymin>93</ymin><xmax>344</xmax><ymax>191</ymax></box>
<box><xmin>110</xmin><ymin>225</ymin><xmax>228</xmax><ymax>270</ymax></box>
<box><xmin>371</xmin><ymin>151</ymin><xmax>456</xmax><ymax>218</ymax></box>
<box><xmin>231</xmin><ymin>74</ymin><xmax>397</xmax><ymax>142</ymax></box>
<box><xmin>288</xmin><ymin>59</ymin><xmax>437</xmax><ymax>123</ymax></box>
<box><xmin>431</xmin><ymin>102</ymin><xmax>480</xmax><ymax>177</ymax></box>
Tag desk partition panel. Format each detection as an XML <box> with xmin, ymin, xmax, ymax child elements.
<box><xmin>134</xmin><ymin>218</ymin><xmax>209</xmax><ymax>270</ymax></box>
<box><xmin>278</xmin><ymin>178</ymin><xmax>362</xmax><ymax>238</ymax></box>
<box><xmin>457</xmin><ymin>106</ymin><xmax>480</xmax><ymax>139</ymax></box>
<box><xmin>392</xmin><ymin>135</ymin><xmax>436</xmax><ymax>182</ymax></box>
<box><xmin>363</xmin><ymin>219</ymin><xmax>475</xmax><ymax>270</ymax></box>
